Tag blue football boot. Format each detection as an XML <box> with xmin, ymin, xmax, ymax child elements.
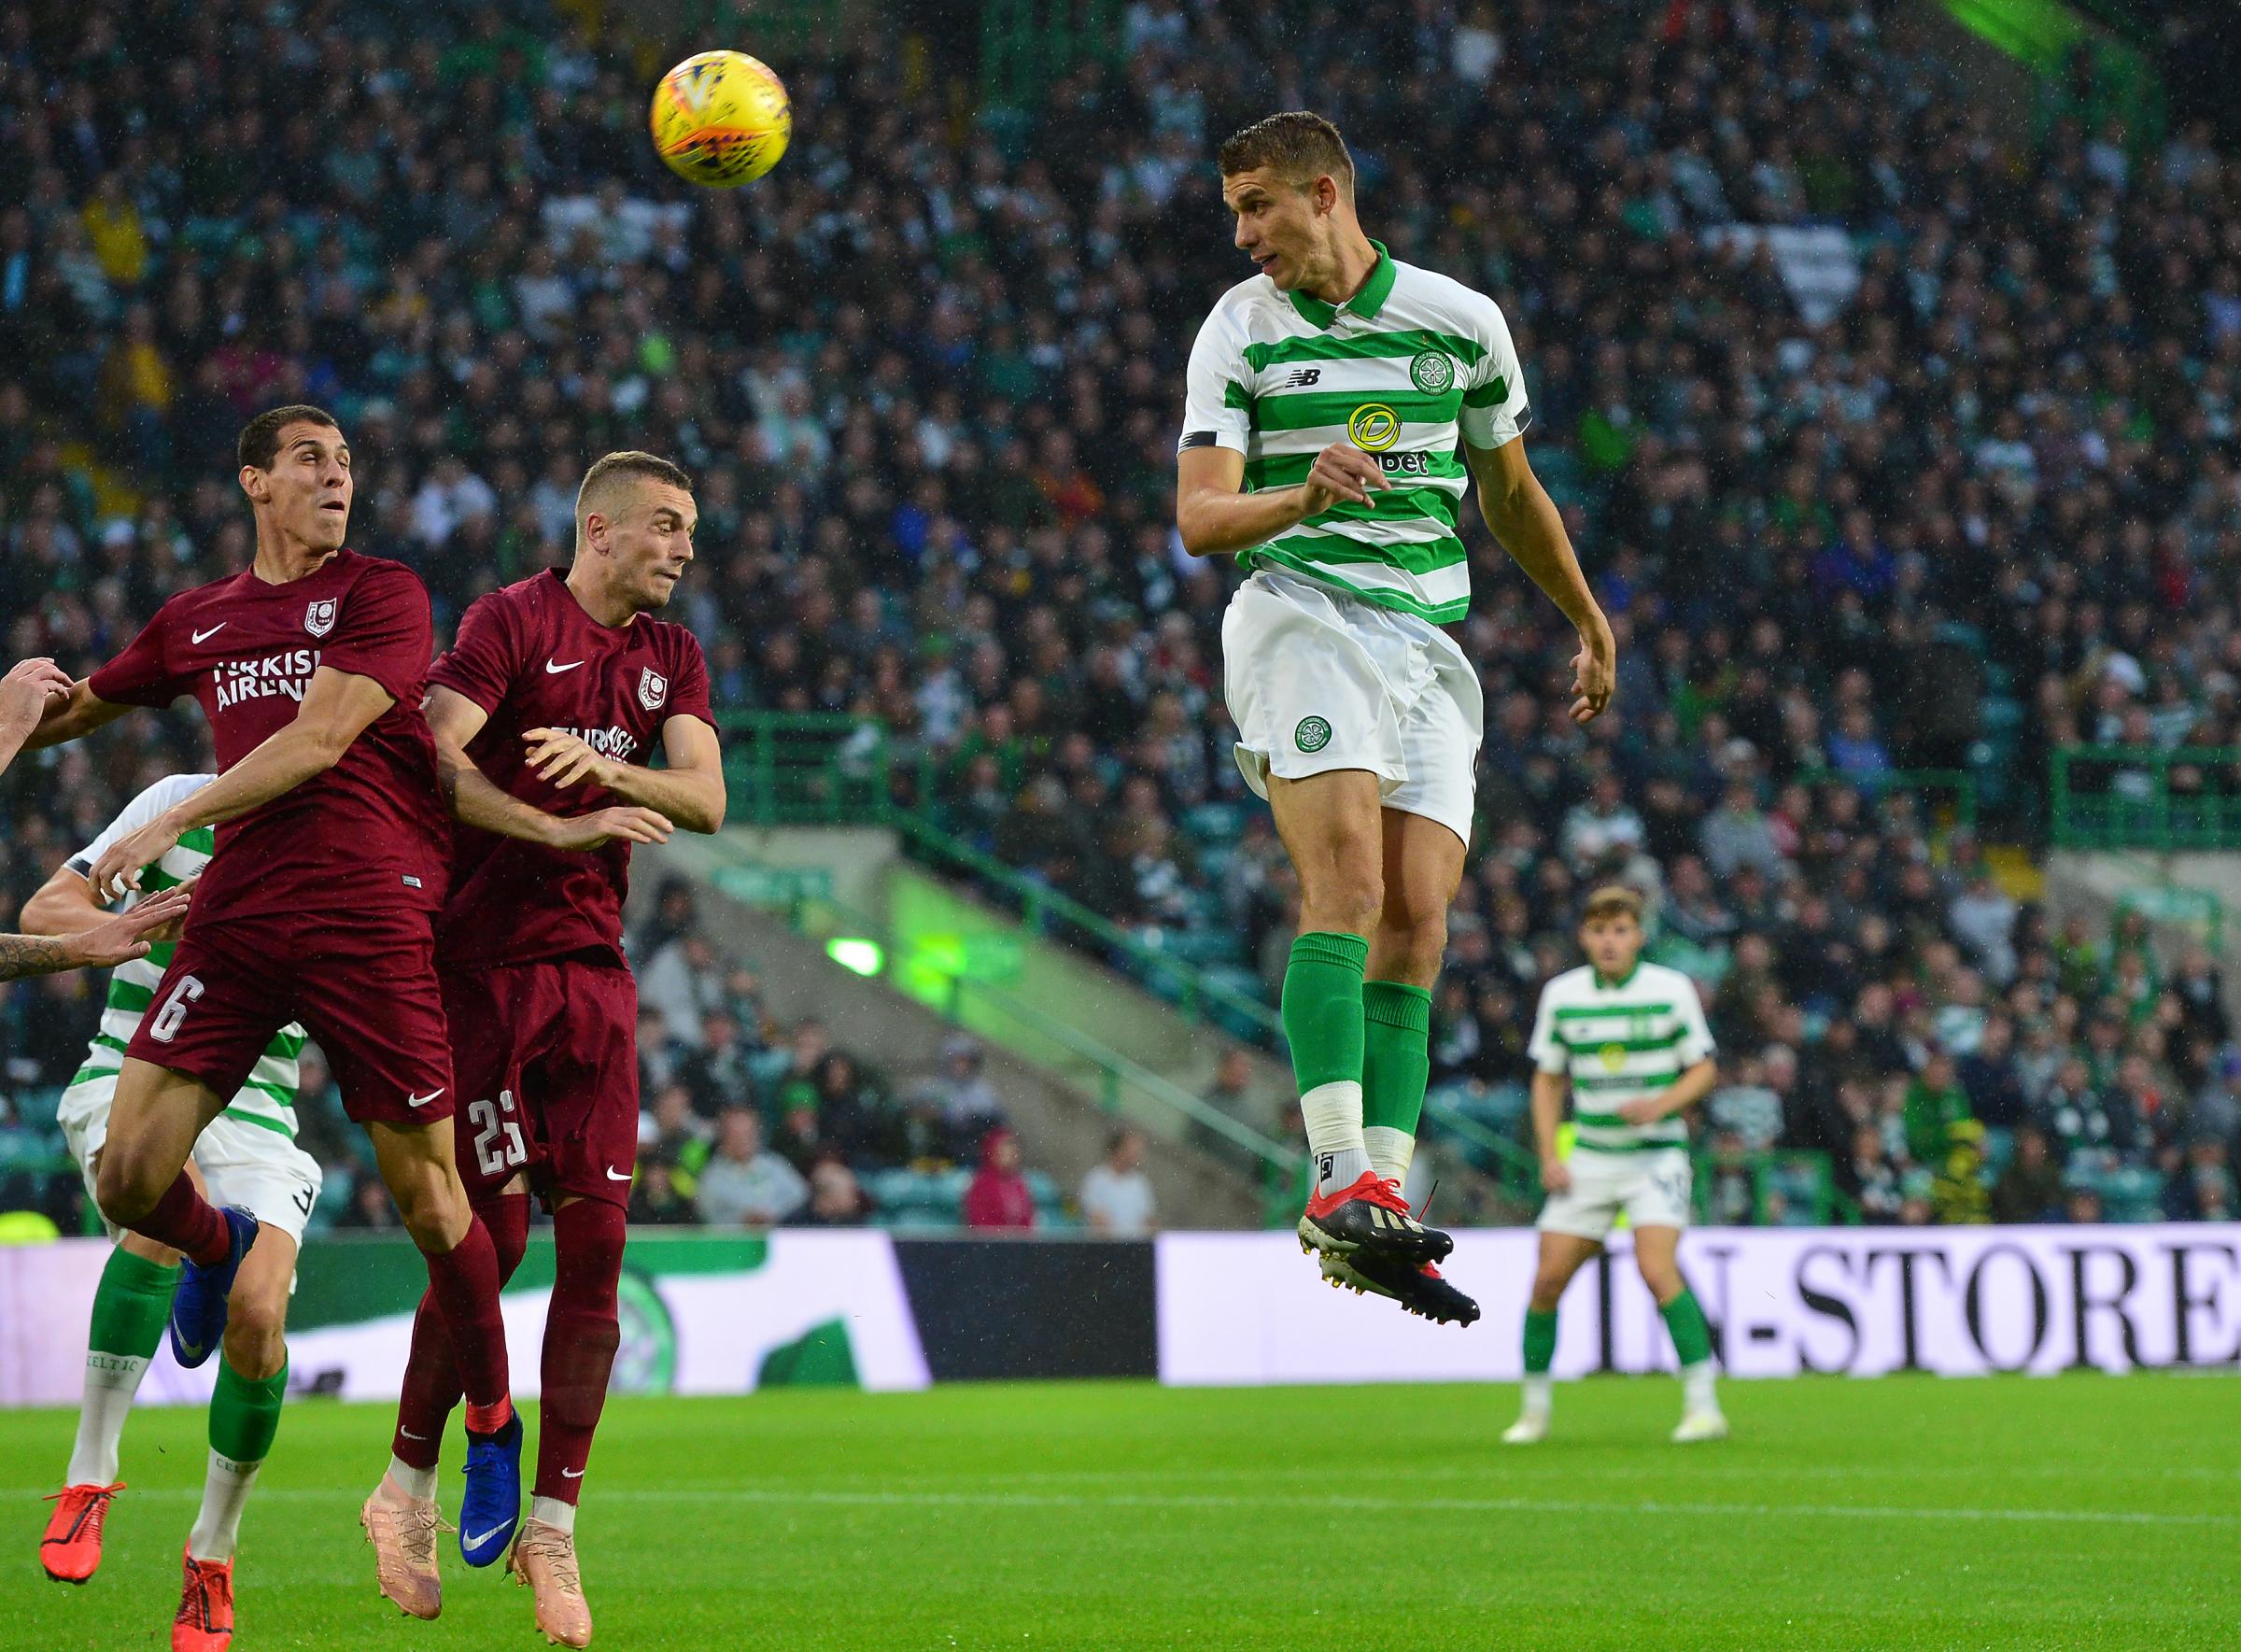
<box><xmin>167</xmin><ymin>1206</ymin><xmax>259</xmax><ymax>1370</ymax></box>
<box><xmin>458</xmin><ymin>1411</ymin><xmax>524</xmax><ymax>1567</ymax></box>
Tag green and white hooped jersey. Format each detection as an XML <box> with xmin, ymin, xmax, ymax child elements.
<box><xmin>1528</xmin><ymin>962</ymin><xmax>1716</xmax><ymax>1155</ymax></box>
<box><xmin>62</xmin><ymin>773</ymin><xmax>305</xmax><ymax>1139</ymax></box>
<box><xmin>1178</xmin><ymin>239</ymin><xmax>1531</xmax><ymax>624</ymax></box>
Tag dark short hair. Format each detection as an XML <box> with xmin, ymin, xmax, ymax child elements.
<box><xmin>1581</xmin><ymin>885</ymin><xmax>1646</xmax><ymax>925</ymax></box>
<box><xmin>576</xmin><ymin>450</ymin><xmax>694</xmax><ymax>528</ymax></box>
<box><xmin>237</xmin><ymin>404</ymin><xmax>340</xmax><ymax>471</ymax></box>
<box><xmin>1219</xmin><ymin>111</ymin><xmax>1355</xmax><ymax>198</ymax></box>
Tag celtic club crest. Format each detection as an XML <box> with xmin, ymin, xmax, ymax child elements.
<box><xmin>1409</xmin><ymin>351</ymin><xmax>1455</xmax><ymax>393</ymax></box>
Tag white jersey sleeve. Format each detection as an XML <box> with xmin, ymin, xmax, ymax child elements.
<box><xmin>1459</xmin><ymin>296</ymin><xmax>1532</xmax><ymax>451</ymax></box>
<box><xmin>66</xmin><ymin>773</ymin><xmax>217</xmax><ymax>882</ymax></box>
<box><xmin>1527</xmin><ymin>976</ymin><xmax>1569</xmax><ymax>1076</ymax></box>
<box><xmin>1177</xmin><ymin>304</ymin><xmax>1252</xmax><ymax>457</ymax></box>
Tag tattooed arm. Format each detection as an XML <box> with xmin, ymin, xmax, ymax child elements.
<box><xmin>0</xmin><ymin>885</ymin><xmax>194</xmax><ymax>981</ymax></box>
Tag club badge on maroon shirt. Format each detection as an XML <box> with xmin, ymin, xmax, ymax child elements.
<box><xmin>85</xmin><ymin>549</ymin><xmax>448</xmax><ymax>925</ymax></box>
<box><xmin>429</xmin><ymin>570</ymin><xmax>713</xmax><ymax>971</ymax></box>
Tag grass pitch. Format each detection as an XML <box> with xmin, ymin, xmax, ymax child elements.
<box><xmin>9</xmin><ymin>1375</ymin><xmax>2235</xmax><ymax>1651</ymax></box>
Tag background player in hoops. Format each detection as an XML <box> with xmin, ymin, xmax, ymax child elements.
<box><xmin>25</xmin><ymin>406</ymin><xmax>525</xmax><ymax>1578</ymax></box>
<box><xmin>361</xmin><ymin>451</ymin><xmax>722</xmax><ymax>1646</ymax></box>
<box><xmin>29</xmin><ymin>774</ymin><xmax>318</xmax><ymax>1652</ymax></box>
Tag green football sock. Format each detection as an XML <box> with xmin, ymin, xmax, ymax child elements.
<box><xmin>1523</xmin><ymin>1308</ymin><xmax>1558</xmax><ymax>1376</ymax></box>
<box><xmin>208</xmin><ymin>1354</ymin><xmax>288</xmax><ymax>1465</ymax></box>
<box><xmin>191</xmin><ymin>1356</ymin><xmax>288</xmax><ymax>1563</ymax></box>
<box><xmin>1361</xmin><ymin>980</ymin><xmax>1431</xmax><ymax>1183</ymax></box>
<box><xmin>1282</xmin><ymin>933</ymin><xmax>1369</xmax><ymax>1092</ymax></box>
<box><xmin>1283</xmin><ymin>933</ymin><xmax>1369</xmax><ymax>1196</ymax></box>
<box><xmin>89</xmin><ymin>1247</ymin><xmax>178</xmax><ymax>1361</ymax></box>
<box><xmin>1661</xmin><ymin>1289</ymin><xmax>1714</xmax><ymax>1368</ymax></box>
<box><xmin>66</xmin><ymin>1248</ymin><xmax>180</xmax><ymax>1486</ymax></box>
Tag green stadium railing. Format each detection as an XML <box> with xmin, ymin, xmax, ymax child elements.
<box><xmin>725</xmin><ymin>856</ymin><xmax>1305</xmax><ymax>1204</ymax></box>
<box><xmin>2051</xmin><ymin>745</ymin><xmax>2241</xmax><ymax>850</ymax></box>
<box><xmin>716</xmin><ymin>711</ymin><xmax>1288</xmax><ymax>1047</ymax></box>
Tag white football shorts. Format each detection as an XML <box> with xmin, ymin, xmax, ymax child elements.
<box><xmin>59</xmin><ymin>1076</ymin><xmax>323</xmax><ymax>1248</ymax></box>
<box><xmin>1536</xmin><ymin>1147</ymin><xmax>1693</xmax><ymax>1241</ymax></box>
<box><xmin>1222</xmin><ymin>566</ymin><xmax>1483</xmax><ymax>846</ymax></box>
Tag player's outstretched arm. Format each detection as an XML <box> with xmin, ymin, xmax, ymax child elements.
<box><xmin>21</xmin><ymin>860</ymin><xmax>118</xmax><ymax>936</ymax></box>
<box><xmin>87</xmin><ymin>666</ymin><xmax>395</xmax><ymax>900</ymax></box>
<box><xmin>1174</xmin><ymin>443</ymin><xmax>1390</xmax><ymax>558</ymax></box>
<box><xmin>426</xmin><ymin>686</ymin><xmax>673</xmax><ymax>852</ymax></box>
<box><xmin>523</xmin><ymin>713</ymin><xmax>725</xmax><ymax>835</ymax></box>
<box><xmin>0</xmin><ymin>884</ymin><xmax>193</xmax><ymax>981</ymax></box>
<box><xmin>1465</xmin><ymin>435</ymin><xmax>1615</xmax><ymax>725</ymax></box>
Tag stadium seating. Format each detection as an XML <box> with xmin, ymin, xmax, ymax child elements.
<box><xmin>2</xmin><ymin>0</ymin><xmax>2237</xmax><ymax>1232</ymax></box>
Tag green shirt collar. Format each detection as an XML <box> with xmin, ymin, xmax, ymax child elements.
<box><xmin>1287</xmin><ymin>239</ymin><xmax>1397</xmax><ymax>329</ymax></box>
<box><xmin>1594</xmin><ymin>961</ymin><xmax>1642</xmax><ymax>992</ymax></box>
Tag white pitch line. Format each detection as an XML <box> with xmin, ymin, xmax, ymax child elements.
<box><xmin>8</xmin><ymin>1484</ymin><xmax>2227</xmax><ymax>1529</ymax></box>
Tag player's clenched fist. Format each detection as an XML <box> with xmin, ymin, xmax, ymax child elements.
<box><xmin>1300</xmin><ymin>442</ymin><xmax>1391</xmax><ymax>515</ymax></box>
<box><xmin>0</xmin><ymin>657</ymin><xmax>73</xmax><ymax>736</ymax></box>
<box><xmin>1568</xmin><ymin>624</ymin><xmax>1616</xmax><ymax>725</ymax></box>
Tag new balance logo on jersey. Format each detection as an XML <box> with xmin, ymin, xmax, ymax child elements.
<box><xmin>1279</xmin><ymin>368</ymin><xmax>1322</xmax><ymax>388</ymax></box>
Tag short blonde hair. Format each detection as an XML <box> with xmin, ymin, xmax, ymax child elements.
<box><xmin>575</xmin><ymin>450</ymin><xmax>693</xmax><ymax>536</ymax></box>
<box><xmin>1581</xmin><ymin>885</ymin><xmax>1645</xmax><ymax>925</ymax></box>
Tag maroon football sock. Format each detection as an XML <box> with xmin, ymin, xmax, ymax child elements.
<box><xmin>137</xmin><ymin>1171</ymin><xmax>233</xmax><ymax>1267</ymax></box>
<box><xmin>419</xmin><ymin>1211</ymin><xmax>514</xmax><ymax>1426</ymax></box>
<box><xmin>533</xmin><ymin>1199</ymin><xmax>627</xmax><ymax>1505</ymax></box>
<box><xmin>391</xmin><ymin>1193</ymin><xmax>529</xmax><ymax>1471</ymax></box>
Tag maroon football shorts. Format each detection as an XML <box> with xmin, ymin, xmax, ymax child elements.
<box><xmin>127</xmin><ymin>912</ymin><xmax>455</xmax><ymax>1128</ymax></box>
<box><xmin>441</xmin><ymin>959</ymin><xmax>640</xmax><ymax>1209</ymax></box>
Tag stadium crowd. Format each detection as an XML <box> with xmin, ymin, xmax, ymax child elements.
<box><xmin>2</xmin><ymin>0</ymin><xmax>2240</xmax><ymax>1226</ymax></box>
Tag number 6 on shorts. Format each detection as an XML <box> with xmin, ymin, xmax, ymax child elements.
<box><xmin>148</xmin><ymin>974</ymin><xmax>205</xmax><ymax>1043</ymax></box>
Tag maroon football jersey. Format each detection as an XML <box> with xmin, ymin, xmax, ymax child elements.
<box><xmin>428</xmin><ymin>569</ymin><xmax>713</xmax><ymax>970</ymax></box>
<box><xmin>89</xmin><ymin>550</ymin><xmax>449</xmax><ymax>924</ymax></box>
